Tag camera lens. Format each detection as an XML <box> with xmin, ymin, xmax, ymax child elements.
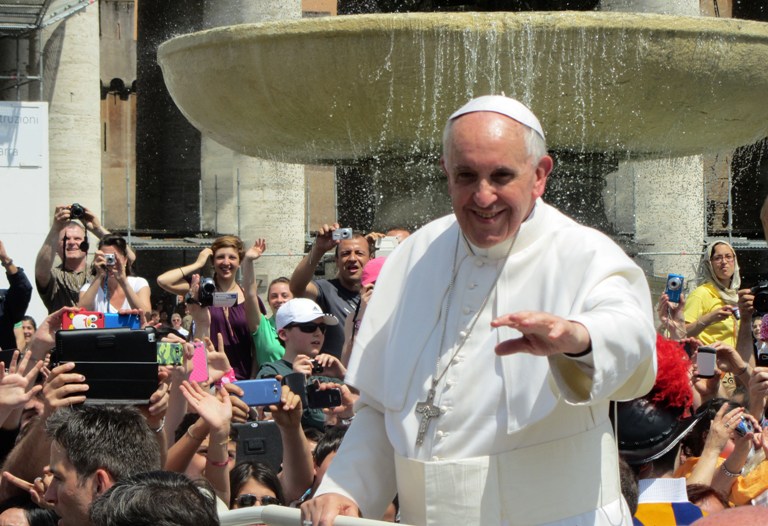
<box><xmin>70</xmin><ymin>203</ymin><xmax>84</xmax><ymax>219</ymax></box>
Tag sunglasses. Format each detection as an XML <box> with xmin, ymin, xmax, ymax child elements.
<box><xmin>234</xmin><ymin>494</ymin><xmax>281</xmax><ymax>507</ymax></box>
<box><xmin>286</xmin><ymin>322</ymin><xmax>326</xmax><ymax>334</ymax></box>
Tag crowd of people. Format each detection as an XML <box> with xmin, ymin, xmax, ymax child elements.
<box><xmin>0</xmin><ymin>95</ymin><xmax>768</xmax><ymax>525</ymax></box>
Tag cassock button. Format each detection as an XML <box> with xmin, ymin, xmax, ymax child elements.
<box><xmin>463</xmin><ymin>307</ymin><xmax>471</xmax><ymax>315</ymax></box>
<box><xmin>468</xmin><ymin>282</ymin><xmax>477</xmax><ymax>289</ymax></box>
<box><xmin>474</xmin><ymin>259</ymin><xmax>484</xmax><ymax>267</ymax></box>
<box><xmin>458</xmin><ymin>331</ymin><xmax>468</xmax><ymax>339</ymax></box>
<box><xmin>436</xmin><ymin>430</ymin><xmax>444</xmax><ymax>438</ymax></box>
<box><xmin>440</xmin><ymin>405</ymin><xmax>449</xmax><ymax>414</ymax></box>
<box><xmin>431</xmin><ymin>456</ymin><xmax>440</xmax><ymax>461</ymax></box>
<box><xmin>445</xmin><ymin>380</ymin><xmax>455</xmax><ymax>388</ymax></box>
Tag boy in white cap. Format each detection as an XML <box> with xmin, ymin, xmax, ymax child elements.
<box><xmin>257</xmin><ymin>298</ymin><xmax>344</xmax><ymax>430</ymax></box>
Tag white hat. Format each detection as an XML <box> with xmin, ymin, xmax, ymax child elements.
<box><xmin>276</xmin><ymin>298</ymin><xmax>339</xmax><ymax>330</ymax></box>
<box><xmin>448</xmin><ymin>95</ymin><xmax>545</xmax><ymax>141</ymax></box>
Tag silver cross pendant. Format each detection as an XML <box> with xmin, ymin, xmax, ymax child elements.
<box><xmin>415</xmin><ymin>387</ymin><xmax>441</xmax><ymax>446</ymax></box>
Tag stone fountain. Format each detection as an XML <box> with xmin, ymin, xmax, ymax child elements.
<box><xmin>157</xmin><ymin>10</ymin><xmax>768</xmax><ymax>280</ymax></box>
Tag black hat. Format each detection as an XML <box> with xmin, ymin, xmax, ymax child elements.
<box><xmin>614</xmin><ymin>335</ymin><xmax>697</xmax><ymax>465</ymax></box>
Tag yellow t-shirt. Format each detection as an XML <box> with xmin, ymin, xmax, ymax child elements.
<box><xmin>684</xmin><ymin>281</ymin><xmax>738</xmax><ymax>347</ymax></box>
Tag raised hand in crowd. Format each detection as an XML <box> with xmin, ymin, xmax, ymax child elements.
<box><xmin>186</xmin><ymin>274</ymin><xmax>211</xmax><ymax>340</ymax></box>
<box><xmin>41</xmin><ymin>362</ymin><xmax>88</xmax><ymax>419</ymax></box>
<box><xmin>25</xmin><ymin>307</ymin><xmax>79</xmax><ymax>363</ymax></box>
<box><xmin>204</xmin><ymin>333</ymin><xmax>232</xmax><ymax>385</ymax></box>
<box><xmin>156</xmin><ymin>246</ymin><xmax>213</xmax><ymax>296</ymax></box>
<box><xmin>268</xmin><ymin>380</ymin><xmax>314</xmax><ymax>503</ymax></box>
<box><xmin>0</xmin><ymin>350</ymin><xmax>44</xmax><ymax>428</ymax></box>
<box><xmin>657</xmin><ymin>292</ymin><xmax>686</xmax><ymax>340</ymax></box>
<box><xmin>311</xmin><ymin>353</ymin><xmax>346</xmax><ymax>380</ymax></box>
<box><xmin>711</xmin><ymin>341</ymin><xmax>751</xmax><ymax>387</ymax></box>
<box><xmin>317</xmin><ymin>382</ymin><xmax>358</xmax><ymax>425</ymax></box>
<box><xmin>179</xmin><ymin>380</ymin><xmax>232</xmax><ymax>504</ymax></box>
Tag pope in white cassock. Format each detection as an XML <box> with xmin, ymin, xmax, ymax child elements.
<box><xmin>301</xmin><ymin>95</ymin><xmax>657</xmax><ymax>526</ymax></box>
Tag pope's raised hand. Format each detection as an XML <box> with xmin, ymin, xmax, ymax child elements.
<box><xmin>491</xmin><ymin>311</ymin><xmax>591</xmax><ymax>357</ymax></box>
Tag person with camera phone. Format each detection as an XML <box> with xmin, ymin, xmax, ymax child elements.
<box><xmin>289</xmin><ymin>223</ymin><xmax>370</xmax><ymax>360</ymax></box>
<box><xmin>157</xmin><ymin>236</ymin><xmax>262</xmax><ymax>381</ymax></box>
<box><xmin>256</xmin><ymin>298</ymin><xmax>343</xmax><ymax>431</ymax></box>
<box><xmin>34</xmin><ymin>203</ymin><xmax>135</xmax><ymax>313</ymax></box>
<box><xmin>78</xmin><ymin>235</ymin><xmax>151</xmax><ymax>318</ymax></box>
<box><xmin>684</xmin><ymin>241</ymin><xmax>742</xmax><ymax>347</ymax></box>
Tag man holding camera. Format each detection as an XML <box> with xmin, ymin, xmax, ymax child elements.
<box><xmin>290</xmin><ymin>225</ymin><xmax>370</xmax><ymax>359</ymax></box>
<box><xmin>34</xmin><ymin>204</ymin><xmax>129</xmax><ymax>313</ymax></box>
<box><xmin>302</xmin><ymin>96</ymin><xmax>657</xmax><ymax>525</ymax></box>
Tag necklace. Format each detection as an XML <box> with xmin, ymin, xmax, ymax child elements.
<box><xmin>414</xmin><ymin>232</ymin><xmax>515</xmax><ymax>446</ymax></box>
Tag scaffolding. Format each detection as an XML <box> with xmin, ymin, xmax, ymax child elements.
<box><xmin>0</xmin><ymin>0</ymin><xmax>94</xmax><ymax>101</ymax></box>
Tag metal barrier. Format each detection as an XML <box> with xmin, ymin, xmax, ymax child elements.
<box><xmin>219</xmin><ymin>506</ymin><xmax>406</xmax><ymax>526</ymax></box>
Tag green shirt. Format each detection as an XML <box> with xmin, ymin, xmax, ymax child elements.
<box><xmin>252</xmin><ymin>314</ymin><xmax>285</xmax><ymax>368</ymax></box>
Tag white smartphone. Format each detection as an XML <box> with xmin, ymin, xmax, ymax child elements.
<box><xmin>696</xmin><ymin>346</ymin><xmax>717</xmax><ymax>378</ymax></box>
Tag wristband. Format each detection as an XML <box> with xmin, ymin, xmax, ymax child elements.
<box><xmin>186</xmin><ymin>426</ymin><xmax>205</xmax><ymax>442</ymax></box>
<box><xmin>722</xmin><ymin>463</ymin><xmax>742</xmax><ymax>478</ymax></box>
<box><xmin>565</xmin><ymin>344</ymin><xmax>592</xmax><ymax>358</ymax></box>
<box><xmin>1</xmin><ymin>259</ymin><xmax>12</xmax><ymax>267</ymax></box>
<box><xmin>150</xmin><ymin>416</ymin><xmax>166</xmax><ymax>433</ymax></box>
<box><xmin>206</xmin><ymin>457</ymin><xmax>229</xmax><ymax>467</ymax></box>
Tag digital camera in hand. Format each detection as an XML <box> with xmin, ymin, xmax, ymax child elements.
<box><xmin>665</xmin><ymin>273</ymin><xmax>684</xmax><ymax>303</ymax></box>
<box><xmin>735</xmin><ymin>415</ymin><xmax>754</xmax><ymax>437</ymax></box>
<box><xmin>310</xmin><ymin>359</ymin><xmax>324</xmax><ymax>374</ymax></box>
<box><xmin>70</xmin><ymin>202</ymin><xmax>85</xmax><ymax>219</ymax></box>
<box><xmin>198</xmin><ymin>277</ymin><xmax>216</xmax><ymax>307</ymax></box>
<box><xmin>104</xmin><ymin>253</ymin><xmax>116</xmax><ymax>266</ymax></box>
<box><xmin>331</xmin><ymin>228</ymin><xmax>353</xmax><ymax>241</ymax></box>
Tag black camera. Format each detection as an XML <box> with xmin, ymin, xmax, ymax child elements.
<box><xmin>70</xmin><ymin>203</ymin><xmax>85</xmax><ymax>219</ymax></box>
<box><xmin>310</xmin><ymin>359</ymin><xmax>324</xmax><ymax>374</ymax></box>
<box><xmin>752</xmin><ymin>281</ymin><xmax>768</xmax><ymax>314</ymax></box>
<box><xmin>281</xmin><ymin>373</ymin><xmax>341</xmax><ymax>410</ymax></box>
<box><xmin>198</xmin><ymin>277</ymin><xmax>216</xmax><ymax>307</ymax></box>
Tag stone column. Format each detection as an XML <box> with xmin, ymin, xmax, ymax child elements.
<box><xmin>44</xmin><ymin>6</ymin><xmax>102</xmax><ymax>226</ymax></box>
<box><xmin>201</xmin><ymin>0</ymin><xmax>306</xmax><ymax>286</ymax></box>
<box><xmin>599</xmin><ymin>0</ymin><xmax>705</xmax><ymax>290</ymax></box>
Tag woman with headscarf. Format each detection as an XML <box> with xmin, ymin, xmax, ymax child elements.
<box><xmin>684</xmin><ymin>240</ymin><xmax>741</xmax><ymax>346</ymax></box>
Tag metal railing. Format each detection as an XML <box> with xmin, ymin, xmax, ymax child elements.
<box><xmin>219</xmin><ymin>506</ymin><xmax>406</xmax><ymax>526</ymax></box>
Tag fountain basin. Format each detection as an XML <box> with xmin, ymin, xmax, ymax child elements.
<box><xmin>158</xmin><ymin>12</ymin><xmax>768</xmax><ymax>163</ymax></box>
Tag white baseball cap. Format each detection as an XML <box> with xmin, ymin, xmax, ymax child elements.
<box><xmin>449</xmin><ymin>95</ymin><xmax>545</xmax><ymax>141</ymax></box>
<box><xmin>276</xmin><ymin>298</ymin><xmax>339</xmax><ymax>330</ymax></box>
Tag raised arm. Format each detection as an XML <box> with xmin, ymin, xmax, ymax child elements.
<box><xmin>157</xmin><ymin>247</ymin><xmax>213</xmax><ymax>295</ymax></box>
<box><xmin>290</xmin><ymin>223</ymin><xmax>339</xmax><ymax>300</ymax></box>
<box><xmin>35</xmin><ymin>205</ymin><xmax>70</xmax><ymax>288</ymax></box>
<box><xmin>0</xmin><ymin>241</ymin><xmax>33</xmax><ymax>323</ymax></box>
<box><xmin>242</xmin><ymin>239</ymin><xmax>266</xmax><ymax>333</ymax></box>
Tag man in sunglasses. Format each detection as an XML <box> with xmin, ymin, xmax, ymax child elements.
<box><xmin>256</xmin><ymin>298</ymin><xmax>344</xmax><ymax>430</ymax></box>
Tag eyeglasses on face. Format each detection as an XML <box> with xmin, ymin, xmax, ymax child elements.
<box><xmin>711</xmin><ymin>254</ymin><xmax>735</xmax><ymax>263</ymax></box>
<box><xmin>286</xmin><ymin>322</ymin><xmax>326</xmax><ymax>334</ymax></box>
<box><xmin>234</xmin><ymin>494</ymin><xmax>281</xmax><ymax>507</ymax></box>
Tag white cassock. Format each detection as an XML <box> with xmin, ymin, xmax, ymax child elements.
<box><xmin>317</xmin><ymin>199</ymin><xmax>657</xmax><ymax>525</ymax></box>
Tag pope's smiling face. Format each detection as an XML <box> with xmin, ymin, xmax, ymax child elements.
<box><xmin>441</xmin><ymin>112</ymin><xmax>552</xmax><ymax>249</ymax></box>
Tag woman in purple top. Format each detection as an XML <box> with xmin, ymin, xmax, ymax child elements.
<box><xmin>157</xmin><ymin>235</ymin><xmax>264</xmax><ymax>380</ymax></box>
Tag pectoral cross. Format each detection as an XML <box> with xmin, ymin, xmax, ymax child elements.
<box><xmin>415</xmin><ymin>387</ymin><xmax>441</xmax><ymax>446</ymax></box>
